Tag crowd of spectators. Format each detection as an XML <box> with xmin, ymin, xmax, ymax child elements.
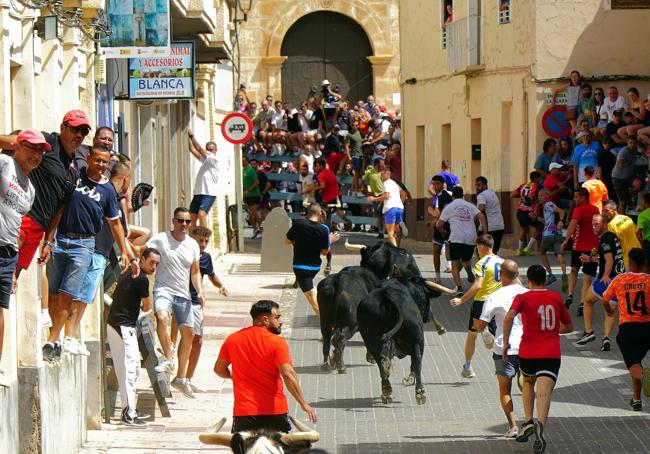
<box><xmin>236</xmin><ymin>81</ymin><xmax>404</xmax><ymax>239</ymax></box>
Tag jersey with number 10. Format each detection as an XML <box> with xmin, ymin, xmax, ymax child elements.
<box><xmin>473</xmin><ymin>255</ymin><xmax>504</xmax><ymax>301</ymax></box>
<box><xmin>603</xmin><ymin>272</ymin><xmax>650</xmax><ymax>325</ymax></box>
<box><xmin>510</xmin><ymin>289</ymin><xmax>571</xmax><ymax>359</ymax></box>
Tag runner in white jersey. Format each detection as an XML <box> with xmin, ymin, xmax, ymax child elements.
<box><xmin>476</xmin><ymin>259</ymin><xmax>526</xmax><ymax>439</ymax></box>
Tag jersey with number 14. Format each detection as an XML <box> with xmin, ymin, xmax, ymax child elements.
<box><xmin>473</xmin><ymin>255</ymin><xmax>504</xmax><ymax>301</ymax></box>
<box><xmin>510</xmin><ymin>289</ymin><xmax>571</xmax><ymax>359</ymax></box>
<box><xmin>603</xmin><ymin>272</ymin><xmax>650</xmax><ymax>325</ymax></box>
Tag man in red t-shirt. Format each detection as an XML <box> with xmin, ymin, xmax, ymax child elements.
<box><xmin>543</xmin><ymin>163</ymin><xmax>569</xmax><ymax>205</ymax></box>
<box><xmin>503</xmin><ymin>265</ymin><xmax>572</xmax><ymax>454</ymax></box>
<box><xmin>214</xmin><ymin>300</ymin><xmax>316</xmax><ymax>432</ymax></box>
<box><xmin>313</xmin><ymin>158</ymin><xmax>344</xmax><ymax>274</ymax></box>
<box><xmin>561</xmin><ymin>188</ymin><xmax>599</xmax><ymax>310</ymax></box>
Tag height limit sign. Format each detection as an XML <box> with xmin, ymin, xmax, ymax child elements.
<box><xmin>221</xmin><ymin>112</ymin><xmax>253</xmax><ymax>144</ymax></box>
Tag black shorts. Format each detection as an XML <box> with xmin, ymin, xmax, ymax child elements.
<box><xmin>519</xmin><ymin>357</ymin><xmax>561</xmax><ymax>382</ymax></box>
<box><xmin>616</xmin><ymin>322</ymin><xmax>650</xmax><ymax>369</ymax></box>
<box><xmin>570</xmin><ymin>250</ymin><xmax>598</xmax><ymax>276</ymax></box>
<box><xmin>244</xmin><ymin>195</ymin><xmax>261</xmax><ymax>206</ymax></box>
<box><xmin>517</xmin><ymin>210</ymin><xmax>542</xmax><ymax>229</ymax></box>
<box><xmin>293</xmin><ymin>267</ymin><xmax>319</xmax><ymax>292</ymax></box>
<box><xmin>468</xmin><ymin>300</ymin><xmax>496</xmax><ymax>333</ymax></box>
<box><xmin>489</xmin><ymin>230</ymin><xmax>505</xmax><ymax>253</ymax></box>
<box><xmin>232</xmin><ymin>414</ymin><xmax>290</xmax><ymax>433</ymax></box>
<box><xmin>449</xmin><ymin>242</ymin><xmax>475</xmax><ymax>262</ymax></box>
<box><xmin>433</xmin><ymin>223</ymin><xmax>450</xmax><ymax>246</ymax></box>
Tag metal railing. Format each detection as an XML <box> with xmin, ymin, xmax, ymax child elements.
<box><xmin>446</xmin><ymin>15</ymin><xmax>482</xmax><ymax>73</ymax></box>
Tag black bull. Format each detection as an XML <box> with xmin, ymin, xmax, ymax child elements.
<box><xmin>317</xmin><ymin>266</ymin><xmax>381</xmax><ymax>372</ymax></box>
<box><xmin>344</xmin><ymin>240</ymin><xmax>447</xmax><ymax>334</ymax></box>
<box><xmin>357</xmin><ymin>277</ymin><xmax>455</xmax><ymax>405</ymax></box>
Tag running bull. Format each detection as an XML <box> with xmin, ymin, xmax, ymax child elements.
<box><xmin>357</xmin><ymin>277</ymin><xmax>456</xmax><ymax>405</ymax></box>
<box><xmin>199</xmin><ymin>416</ymin><xmax>319</xmax><ymax>454</ymax></box>
<box><xmin>345</xmin><ymin>240</ymin><xmax>447</xmax><ymax>334</ymax></box>
<box><xmin>317</xmin><ymin>266</ymin><xmax>381</xmax><ymax>373</ymax></box>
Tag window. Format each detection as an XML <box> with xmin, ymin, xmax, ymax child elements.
<box><xmin>499</xmin><ymin>0</ymin><xmax>511</xmax><ymax>24</ymax></box>
<box><xmin>609</xmin><ymin>0</ymin><xmax>650</xmax><ymax>9</ymax></box>
<box><xmin>441</xmin><ymin>0</ymin><xmax>453</xmax><ymax>48</ymax></box>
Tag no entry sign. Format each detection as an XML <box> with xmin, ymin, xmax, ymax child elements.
<box><xmin>221</xmin><ymin>112</ymin><xmax>253</xmax><ymax>144</ymax></box>
<box><xmin>542</xmin><ymin>106</ymin><xmax>572</xmax><ymax>138</ymax></box>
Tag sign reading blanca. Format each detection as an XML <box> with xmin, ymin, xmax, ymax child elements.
<box><xmin>128</xmin><ymin>41</ymin><xmax>195</xmax><ymax>100</ymax></box>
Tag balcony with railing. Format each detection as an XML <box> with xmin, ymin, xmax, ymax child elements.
<box><xmin>446</xmin><ymin>14</ymin><xmax>483</xmax><ymax>74</ymax></box>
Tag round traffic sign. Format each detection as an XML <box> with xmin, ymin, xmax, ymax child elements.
<box><xmin>221</xmin><ymin>112</ymin><xmax>253</xmax><ymax>144</ymax></box>
<box><xmin>542</xmin><ymin>105</ymin><xmax>571</xmax><ymax>139</ymax></box>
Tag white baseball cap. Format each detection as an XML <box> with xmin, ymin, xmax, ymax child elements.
<box><xmin>321</xmin><ymin>79</ymin><xmax>330</xmax><ymax>86</ymax></box>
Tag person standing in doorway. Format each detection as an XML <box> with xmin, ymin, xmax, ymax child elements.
<box><xmin>187</xmin><ymin>129</ymin><xmax>219</xmax><ymax>230</ymax></box>
<box><xmin>242</xmin><ymin>155</ymin><xmax>261</xmax><ymax>239</ymax></box>
<box><xmin>285</xmin><ymin>204</ymin><xmax>339</xmax><ymax>316</ymax></box>
<box><xmin>147</xmin><ymin>207</ymin><xmax>203</xmax><ymax>398</ymax></box>
<box><xmin>475</xmin><ymin>176</ymin><xmax>505</xmax><ymax>253</ymax></box>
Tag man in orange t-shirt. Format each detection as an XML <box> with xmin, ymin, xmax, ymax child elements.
<box><xmin>214</xmin><ymin>300</ymin><xmax>317</xmax><ymax>432</ymax></box>
<box><xmin>602</xmin><ymin>248</ymin><xmax>650</xmax><ymax>411</ymax></box>
<box><xmin>581</xmin><ymin>165</ymin><xmax>608</xmax><ymax>212</ymax></box>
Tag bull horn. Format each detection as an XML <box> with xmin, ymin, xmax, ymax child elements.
<box><xmin>289</xmin><ymin>416</ymin><xmax>314</xmax><ymax>433</ymax></box>
<box><xmin>280</xmin><ymin>431</ymin><xmax>321</xmax><ymax>445</ymax></box>
<box><xmin>425</xmin><ymin>280</ymin><xmax>457</xmax><ymax>295</ymax></box>
<box><xmin>206</xmin><ymin>417</ymin><xmax>227</xmax><ymax>433</ymax></box>
<box><xmin>344</xmin><ymin>239</ymin><xmax>365</xmax><ymax>251</ymax></box>
<box><xmin>199</xmin><ymin>433</ymin><xmax>233</xmax><ymax>446</ymax></box>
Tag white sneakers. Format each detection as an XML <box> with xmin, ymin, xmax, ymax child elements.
<box><xmin>62</xmin><ymin>336</ymin><xmax>90</xmax><ymax>356</ymax></box>
<box><xmin>171</xmin><ymin>377</ymin><xmax>195</xmax><ymax>399</ymax></box>
<box><xmin>188</xmin><ymin>379</ymin><xmax>206</xmax><ymax>393</ymax></box>
<box><xmin>154</xmin><ymin>359</ymin><xmax>175</xmax><ymax>374</ymax></box>
<box><xmin>482</xmin><ymin>330</ymin><xmax>495</xmax><ymax>349</ymax></box>
<box><xmin>399</xmin><ymin>221</ymin><xmax>409</xmax><ymax>238</ymax></box>
<box><xmin>505</xmin><ymin>426</ymin><xmax>519</xmax><ymax>438</ymax></box>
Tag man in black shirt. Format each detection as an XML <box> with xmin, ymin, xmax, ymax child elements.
<box><xmin>427</xmin><ymin>175</ymin><xmax>453</xmax><ymax>283</ymax></box>
<box><xmin>575</xmin><ymin>214</ymin><xmax>625</xmax><ymax>350</ymax></box>
<box><xmin>106</xmin><ymin>247</ymin><xmax>160</xmax><ymax>425</ymax></box>
<box><xmin>285</xmin><ymin>204</ymin><xmax>339</xmax><ymax>316</ymax></box>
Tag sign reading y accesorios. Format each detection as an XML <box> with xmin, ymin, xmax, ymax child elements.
<box><xmin>128</xmin><ymin>41</ymin><xmax>195</xmax><ymax>100</ymax></box>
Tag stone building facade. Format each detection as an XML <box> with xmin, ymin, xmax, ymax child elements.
<box><xmin>237</xmin><ymin>0</ymin><xmax>401</xmax><ymax>110</ymax></box>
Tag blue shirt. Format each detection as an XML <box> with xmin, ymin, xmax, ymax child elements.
<box><xmin>434</xmin><ymin>171</ymin><xmax>460</xmax><ymax>190</ymax></box>
<box><xmin>190</xmin><ymin>251</ymin><xmax>215</xmax><ymax>305</ymax></box>
<box><xmin>534</xmin><ymin>153</ymin><xmax>553</xmax><ymax>174</ymax></box>
<box><xmin>59</xmin><ymin>168</ymin><xmax>120</xmax><ymax>235</ymax></box>
<box><xmin>571</xmin><ymin>141</ymin><xmax>602</xmax><ymax>182</ymax></box>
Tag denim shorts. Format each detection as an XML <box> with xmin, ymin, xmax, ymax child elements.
<box><xmin>47</xmin><ymin>235</ymin><xmax>95</xmax><ymax>301</ymax></box>
<box><xmin>0</xmin><ymin>253</ymin><xmax>18</xmax><ymax>309</ymax></box>
<box><xmin>351</xmin><ymin>156</ymin><xmax>363</xmax><ymax>172</ymax></box>
<box><xmin>78</xmin><ymin>252</ymin><xmax>108</xmax><ymax>304</ymax></box>
<box><xmin>493</xmin><ymin>353</ymin><xmax>520</xmax><ymax>378</ymax></box>
<box><xmin>192</xmin><ymin>304</ymin><xmax>204</xmax><ymax>336</ymax></box>
<box><xmin>189</xmin><ymin>194</ymin><xmax>216</xmax><ymax>214</ymax></box>
<box><xmin>154</xmin><ymin>291</ymin><xmax>194</xmax><ymax>328</ymax></box>
<box><xmin>383</xmin><ymin>207</ymin><xmax>404</xmax><ymax>225</ymax></box>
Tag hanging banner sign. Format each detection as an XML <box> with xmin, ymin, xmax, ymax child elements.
<box><xmin>100</xmin><ymin>0</ymin><xmax>171</xmax><ymax>59</ymax></box>
<box><xmin>128</xmin><ymin>41</ymin><xmax>195</xmax><ymax>100</ymax></box>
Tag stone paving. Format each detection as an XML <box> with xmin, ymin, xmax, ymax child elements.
<box><xmin>81</xmin><ymin>235</ymin><xmax>650</xmax><ymax>453</ymax></box>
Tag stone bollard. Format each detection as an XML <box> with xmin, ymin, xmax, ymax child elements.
<box><xmin>261</xmin><ymin>207</ymin><xmax>294</xmax><ymax>272</ymax></box>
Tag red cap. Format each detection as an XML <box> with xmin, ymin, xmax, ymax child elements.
<box><xmin>17</xmin><ymin>129</ymin><xmax>52</xmax><ymax>152</ymax></box>
<box><xmin>62</xmin><ymin>109</ymin><xmax>92</xmax><ymax>128</ymax></box>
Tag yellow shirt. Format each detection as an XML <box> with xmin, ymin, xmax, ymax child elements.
<box><xmin>473</xmin><ymin>254</ymin><xmax>504</xmax><ymax>301</ymax></box>
<box><xmin>608</xmin><ymin>214</ymin><xmax>641</xmax><ymax>268</ymax></box>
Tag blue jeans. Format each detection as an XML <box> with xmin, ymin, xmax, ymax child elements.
<box><xmin>47</xmin><ymin>235</ymin><xmax>95</xmax><ymax>301</ymax></box>
<box><xmin>78</xmin><ymin>252</ymin><xmax>108</xmax><ymax>304</ymax></box>
<box><xmin>0</xmin><ymin>253</ymin><xmax>18</xmax><ymax>309</ymax></box>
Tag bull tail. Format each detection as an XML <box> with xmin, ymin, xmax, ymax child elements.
<box><xmin>380</xmin><ymin>298</ymin><xmax>404</xmax><ymax>345</ymax></box>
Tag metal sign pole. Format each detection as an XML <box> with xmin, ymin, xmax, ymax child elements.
<box><xmin>234</xmin><ymin>143</ymin><xmax>245</xmax><ymax>252</ymax></box>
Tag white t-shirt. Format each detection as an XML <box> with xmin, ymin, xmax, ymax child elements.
<box><xmin>439</xmin><ymin>198</ymin><xmax>480</xmax><ymax>245</ymax></box>
<box><xmin>147</xmin><ymin>231</ymin><xmax>200</xmax><ymax>300</ymax></box>
<box><xmin>603</xmin><ymin>96</ymin><xmax>626</xmax><ymax>121</ymax></box>
<box><xmin>0</xmin><ymin>154</ymin><xmax>35</xmax><ymax>249</ymax></box>
<box><xmin>382</xmin><ymin>178</ymin><xmax>404</xmax><ymax>212</ymax></box>
<box><xmin>194</xmin><ymin>153</ymin><xmax>219</xmax><ymax>196</ymax></box>
<box><xmin>480</xmin><ymin>283</ymin><xmax>527</xmax><ymax>355</ymax></box>
<box><xmin>476</xmin><ymin>189</ymin><xmax>505</xmax><ymax>231</ymax></box>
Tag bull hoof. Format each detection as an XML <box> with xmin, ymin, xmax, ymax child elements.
<box><xmin>366</xmin><ymin>352</ymin><xmax>376</xmax><ymax>364</ymax></box>
<box><xmin>402</xmin><ymin>373</ymin><xmax>415</xmax><ymax>386</ymax></box>
<box><xmin>381</xmin><ymin>394</ymin><xmax>393</xmax><ymax>405</ymax></box>
<box><xmin>436</xmin><ymin>326</ymin><xmax>447</xmax><ymax>335</ymax></box>
<box><xmin>337</xmin><ymin>367</ymin><xmax>347</xmax><ymax>374</ymax></box>
<box><xmin>320</xmin><ymin>362</ymin><xmax>331</xmax><ymax>371</ymax></box>
<box><xmin>415</xmin><ymin>390</ymin><xmax>427</xmax><ymax>405</ymax></box>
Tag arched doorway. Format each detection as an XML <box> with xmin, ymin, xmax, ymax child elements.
<box><xmin>280</xmin><ymin>11</ymin><xmax>373</xmax><ymax>105</ymax></box>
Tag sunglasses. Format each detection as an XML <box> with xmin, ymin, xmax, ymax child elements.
<box><xmin>175</xmin><ymin>218</ymin><xmax>192</xmax><ymax>225</ymax></box>
<box><xmin>66</xmin><ymin>123</ymin><xmax>90</xmax><ymax>136</ymax></box>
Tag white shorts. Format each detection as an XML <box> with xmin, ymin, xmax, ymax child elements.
<box><xmin>192</xmin><ymin>305</ymin><xmax>204</xmax><ymax>336</ymax></box>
